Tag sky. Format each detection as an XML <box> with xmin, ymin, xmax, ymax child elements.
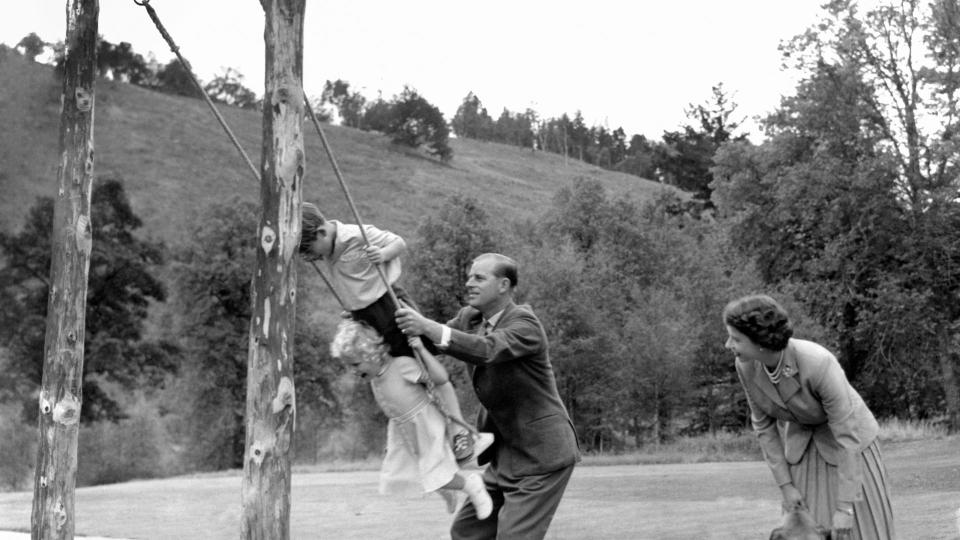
<box><xmin>2</xmin><ymin>0</ymin><xmax>829</xmax><ymax>141</ymax></box>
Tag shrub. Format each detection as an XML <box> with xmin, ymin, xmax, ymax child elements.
<box><xmin>77</xmin><ymin>394</ymin><xmax>179</xmax><ymax>486</ymax></box>
<box><xmin>878</xmin><ymin>416</ymin><xmax>948</xmax><ymax>442</ymax></box>
<box><xmin>0</xmin><ymin>402</ymin><xmax>36</xmax><ymax>491</ymax></box>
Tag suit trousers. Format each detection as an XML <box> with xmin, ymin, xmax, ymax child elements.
<box><xmin>450</xmin><ymin>462</ymin><xmax>575</xmax><ymax>540</ymax></box>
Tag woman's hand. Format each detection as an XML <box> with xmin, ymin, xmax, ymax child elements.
<box><xmin>831</xmin><ymin>508</ymin><xmax>854</xmax><ymax>539</ymax></box>
<box><xmin>779</xmin><ymin>483</ymin><xmax>804</xmax><ymax>512</ymax></box>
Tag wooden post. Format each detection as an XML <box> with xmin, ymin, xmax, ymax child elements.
<box><xmin>241</xmin><ymin>1</ymin><xmax>305</xmax><ymax>538</ymax></box>
<box><xmin>31</xmin><ymin>1</ymin><xmax>98</xmax><ymax>539</ymax></box>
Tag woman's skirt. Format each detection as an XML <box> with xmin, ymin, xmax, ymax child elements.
<box><xmin>790</xmin><ymin>439</ymin><xmax>895</xmax><ymax>539</ymax></box>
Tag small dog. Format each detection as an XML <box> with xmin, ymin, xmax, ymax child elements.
<box><xmin>768</xmin><ymin>507</ymin><xmax>831</xmax><ymax>540</ymax></box>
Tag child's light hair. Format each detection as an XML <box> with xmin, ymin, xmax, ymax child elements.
<box><xmin>330</xmin><ymin>318</ymin><xmax>387</xmax><ymax>367</ymax></box>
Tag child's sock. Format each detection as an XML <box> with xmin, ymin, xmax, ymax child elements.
<box><xmin>462</xmin><ymin>473</ymin><xmax>493</xmax><ymax>520</ymax></box>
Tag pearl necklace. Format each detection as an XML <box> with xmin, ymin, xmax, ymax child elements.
<box><xmin>764</xmin><ymin>349</ymin><xmax>786</xmax><ymax>384</ymax></box>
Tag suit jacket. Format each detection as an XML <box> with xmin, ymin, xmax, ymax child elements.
<box><xmin>444</xmin><ymin>301</ymin><xmax>580</xmax><ymax>476</ymax></box>
<box><xmin>736</xmin><ymin>338</ymin><xmax>879</xmax><ymax>503</ymax></box>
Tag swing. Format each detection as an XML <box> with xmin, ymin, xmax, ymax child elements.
<box><xmin>133</xmin><ymin>0</ymin><xmax>485</xmax><ymax>446</ymax></box>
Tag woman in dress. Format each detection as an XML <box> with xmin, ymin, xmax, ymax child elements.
<box><xmin>723</xmin><ymin>294</ymin><xmax>895</xmax><ymax>539</ymax></box>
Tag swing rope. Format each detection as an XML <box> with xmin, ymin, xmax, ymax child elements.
<box><xmin>133</xmin><ymin>0</ymin><xmax>259</xmax><ymax>184</ymax></box>
<box><xmin>133</xmin><ymin>0</ymin><xmax>346</xmax><ymax>304</ymax></box>
<box><xmin>133</xmin><ymin>0</ymin><xmax>478</xmax><ymax>438</ymax></box>
<box><xmin>304</xmin><ymin>99</ymin><xmax>479</xmax><ymax>437</ymax></box>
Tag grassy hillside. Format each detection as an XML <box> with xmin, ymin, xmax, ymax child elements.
<box><xmin>0</xmin><ymin>53</ymin><xmax>674</xmax><ymax>243</ymax></box>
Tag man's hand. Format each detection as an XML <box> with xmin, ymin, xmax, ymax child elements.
<box><xmin>396</xmin><ymin>307</ymin><xmax>430</xmax><ymax>337</ymax></box>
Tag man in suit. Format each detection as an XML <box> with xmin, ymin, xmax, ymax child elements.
<box><xmin>396</xmin><ymin>252</ymin><xmax>580</xmax><ymax>540</ymax></box>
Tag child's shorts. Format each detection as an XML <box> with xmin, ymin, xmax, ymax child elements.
<box><xmin>350</xmin><ymin>285</ymin><xmax>439</xmax><ymax>358</ymax></box>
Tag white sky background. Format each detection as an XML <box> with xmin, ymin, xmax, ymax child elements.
<box><xmin>2</xmin><ymin>0</ymin><xmax>828</xmax><ymax>141</ymax></box>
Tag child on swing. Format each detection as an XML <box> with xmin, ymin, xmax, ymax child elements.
<box><xmin>331</xmin><ymin>317</ymin><xmax>493</xmax><ymax>518</ymax></box>
<box><xmin>298</xmin><ymin>202</ymin><xmax>490</xmax><ymax>463</ymax></box>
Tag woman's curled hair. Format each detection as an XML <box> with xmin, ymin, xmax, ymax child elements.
<box><xmin>723</xmin><ymin>294</ymin><xmax>793</xmax><ymax>350</ymax></box>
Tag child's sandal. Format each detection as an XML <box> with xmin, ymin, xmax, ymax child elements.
<box><xmin>453</xmin><ymin>432</ymin><xmax>473</xmax><ymax>462</ymax></box>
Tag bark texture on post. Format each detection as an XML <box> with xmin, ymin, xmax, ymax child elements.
<box><xmin>241</xmin><ymin>1</ymin><xmax>305</xmax><ymax>538</ymax></box>
<box><xmin>31</xmin><ymin>1</ymin><xmax>98</xmax><ymax>539</ymax></box>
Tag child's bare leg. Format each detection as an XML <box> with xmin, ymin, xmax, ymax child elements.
<box><xmin>409</xmin><ymin>337</ymin><xmax>473</xmax><ymax>456</ymax></box>
<box><xmin>434</xmin><ymin>380</ymin><xmax>467</xmax><ymax>427</ymax></box>
<box><xmin>441</xmin><ymin>473</ymin><xmax>465</xmax><ymax>491</ymax></box>
<box><xmin>435</xmin><ymin>380</ymin><xmax>477</xmax><ymax>461</ymax></box>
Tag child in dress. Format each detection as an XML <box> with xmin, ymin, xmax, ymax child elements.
<box><xmin>330</xmin><ymin>318</ymin><xmax>493</xmax><ymax>518</ymax></box>
<box><xmin>299</xmin><ymin>202</ymin><xmax>480</xmax><ymax>462</ymax></box>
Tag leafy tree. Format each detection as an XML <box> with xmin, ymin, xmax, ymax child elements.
<box><xmin>617</xmin><ymin>290</ymin><xmax>697</xmax><ymax>444</ymax></box>
<box><xmin>517</xmin><ymin>241</ymin><xmax>616</xmax><ymax>449</ymax></box>
<box><xmin>361</xmin><ymin>94</ymin><xmax>394</xmax><ymax>132</ymax></box>
<box><xmin>524</xmin><ymin>109</ymin><xmax>541</xmax><ymax>150</ymax></box>
<box><xmin>451</xmin><ymin>92</ymin><xmax>494</xmax><ymax>140</ymax></box>
<box><xmin>0</xmin><ymin>178</ymin><xmax>175</xmax><ymax>423</ymax></box>
<box><xmin>610</xmin><ymin>127</ymin><xmax>628</xmax><ymax>166</ymax></box>
<box><xmin>587</xmin><ymin>126</ymin><xmax>611</xmax><ymax>167</ymax></box>
<box><xmin>97</xmin><ymin>39</ymin><xmax>151</xmax><ymax>85</ymax></box>
<box><xmin>306</xmin><ymin>96</ymin><xmax>333</xmax><ymax>123</ymax></box>
<box><xmin>492</xmin><ymin>108</ymin><xmax>534</xmax><ymax>148</ymax></box>
<box><xmin>713</xmin><ymin>0</ymin><xmax>960</xmax><ymax>427</ymax></box>
<box><xmin>616</xmin><ymin>134</ymin><xmax>659</xmax><ymax>179</ymax></box>
<box><xmin>0</xmin><ymin>402</ymin><xmax>35</xmax><ymax>489</ymax></box>
<box><xmin>540</xmin><ymin>178</ymin><xmax>614</xmax><ymax>255</ymax></box>
<box><xmin>156</xmin><ymin>59</ymin><xmax>200</xmax><ymax>98</ymax></box>
<box><xmin>386</xmin><ymin>86</ymin><xmax>453</xmax><ymax>162</ymax></box>
<box><xmin>171</xmin><ymin>199</ymin><xmax>341</xmax><ymax>469</ymax></box>
<box><xmin>656</xmin><ymin>83</ymin><xmax>745</xmax><ymax>205</ymax></box>
<box><xmin>405</xmin><ymin>195</ymin><xmax>500</xmax><ymax>423</ymax></box>
<box><xmin>544</xmin><ymin>113</ymin><xmax>574</xmax><ymax>158</ymax></box>
<box><xmin>570</xmin><ymin>111</ymin><xmax>589</xmax><ymax>162</ymax></box>
<box><xmin>170</xmin><ymin>200</ymin><xmax>256</xmax><ymax>469</ymax></box>
<box><xmin>408</xmin><ymin>195</ymin><xmax>499</xmax><ymax>322</ymax></box>
<box><xmin>16</xmin><ymin>32</ymin><xmax>46</xmax><ymax>62</ymax></box>
<box><xmin>204</xmin><ymin>67</ymin><xmax>259</xmax><ymax>110</ymax></box>
<box><xmin>536</xmin><ymin>179</ymin><xmax>727</xmax><ymax>446</ymax></box>
<box><xmin>321</xmin><ymin>79</ymin><xmax>367</xmax><ymax>128</ymax></box>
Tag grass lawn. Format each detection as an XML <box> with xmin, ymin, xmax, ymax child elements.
<box><xmin>1</xmin><ymin>436</ymin><xmax>958</xmax><ymax>539</ymax></box>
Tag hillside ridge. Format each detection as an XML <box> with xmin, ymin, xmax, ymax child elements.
<box><xmin>0</xmin><ymin>54</ymin><xmax>674</xmax><ymax>243</ymax></box>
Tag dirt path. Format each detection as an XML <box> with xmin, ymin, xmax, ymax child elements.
<box><xmin>1</xmin><ymin>437</ymin><xmax>957</xmax><ymax>539</ymax></box>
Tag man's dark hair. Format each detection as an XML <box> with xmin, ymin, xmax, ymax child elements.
<box><xmin>475</xmin><ymin>253</ymin><xmax>518</xmax><ymax>288</ymax></box>
<box><xmin>299</xmin><ymin>202</ymin><xmax>327</xmax><ymax>255</ymax></box>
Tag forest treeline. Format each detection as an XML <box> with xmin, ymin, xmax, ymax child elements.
<box><xmin>2</xmin><ymin>0</ymin><xmax>959</xmax><ymax>489</ymax></box>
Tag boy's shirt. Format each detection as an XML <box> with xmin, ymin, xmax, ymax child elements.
<box><xmin>323</xmin><ymin>220</ymin><xmax>403</xmax><ymax>310</ymax></box>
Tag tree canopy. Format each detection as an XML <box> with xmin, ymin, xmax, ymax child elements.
<box><xmin>0</xmin><ymin>178</ymin><xmax>176</xmax><ymax>423</ymax></box>
<box><xmin>713</xmin><ymin>0</ymin><xmax>960</xmax><ymax>428</ymax></box>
